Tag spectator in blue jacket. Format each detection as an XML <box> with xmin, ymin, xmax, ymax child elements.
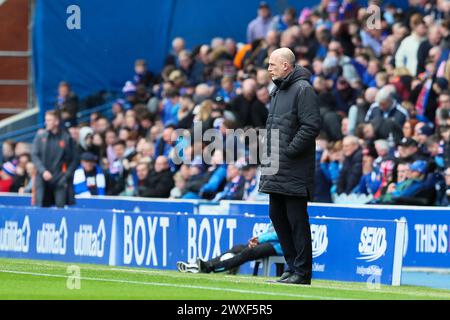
<box><xmin>377</xmin><ymin>160</ymin><xmax>429</xmax><ymax>204</ymax></box>
<box><xmin>212</xmin><ymin>163</ymin><xmax>245</xmax><ymax>201</ymax></box>
<box><xmin>198</xmin><ymin>150</ymin><xmax>228</xmax><ymax>200</ymax></box>
<box><xmin>352</xmin><ymin>149</ymin><xmax>381</xmax><ymax>195</ymax></box>
<box><xmin>320</xmin><ymin>140</ymin><xmax>344</xmax><ymax>196</ymax></box>
<box><xmin>73</xmin><ymin>152</ymin><xmax>106</xmax><ymax>196</ymax></box>
<box><xmin>177</xmin><ymin>223</ymin><xmax>282</xmax><ymax>274</ymax></box>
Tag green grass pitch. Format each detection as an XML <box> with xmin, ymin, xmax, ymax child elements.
<box><xmin>0</xmin><ymin>258</ymin><xmax>449</xmax><ymax>300</ymax></box>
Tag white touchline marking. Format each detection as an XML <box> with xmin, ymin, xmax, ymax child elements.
<box><xmin>2</xmin><ymin>260</ymin><xmax>450</xmax><ymax>299</ymax></box>
<box><xmin>0</xmin><ymin>269</ymin><xmax>350</xmax><ymax>300</ymax></box>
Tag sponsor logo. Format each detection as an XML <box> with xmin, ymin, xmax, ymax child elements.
<box><xmin>414</xmin><ymin>224</ymin><xmax>448</xmax><ymax>254</ymax></box>
<box><xmin>36</xmin><ymin>218</ymin><xmax>67</xmax><ymax>255</ymax></box>
<box><xmin>357</xmin><ymin>227</ymin><xmax>387</xmax><ymax>262</ymax></box>
<box><xmin>74</xmin><ymin>219</ymin><xmax>106</xmax><ymax>258</ymax></box>
<box><xmin>313</xmin><ymin>262</ymin><xmax>325</xmax><ymax>272</ymax></box>
<box><xmin>123</xmin><ymin>215</ymin><xmax>170</xmax><ymax>267</ymax></box>
<box><xmin>356</xmin><ymin>265</ymin><xmax>383</xmax><ymax>277</ymax></box>
<box><xmin>187</xmin><ymin>218</ymin><xmax>237</xmax><ymax>263</ymax></box>
<box><xmin>0</xmin><ymin>216</ymin><xmax>30</xmax><ymax>253</ymax></box>
<box><xmin>311</xmin><ymin>224</ymin><xmax>328</xmax><ymax>258</ymax></box>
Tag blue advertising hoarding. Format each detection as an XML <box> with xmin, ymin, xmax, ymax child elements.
<box><xmin>0</xmin><ymin>205</ymin><xmax>405</xmax><ymax>286</ymax></box>
<box><xmin>0</xmin><ymin>207</ymin><xmax>114</xmax><ymax>265</ymax></box>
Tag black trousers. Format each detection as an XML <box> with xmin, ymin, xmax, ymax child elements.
<box><xmin>206</xmin><ymin>243</ymin><xmax>276</xmax><ymax>273</ymax></box>
<box><xmin>42</xmin><ymin>181</ymin><xmax>67</xmax><ymax>208</ymax></box>
<box><xmin>269</xmin><ymin>193</ymin><xmax>312</xmax><ymax>280</ymax></box>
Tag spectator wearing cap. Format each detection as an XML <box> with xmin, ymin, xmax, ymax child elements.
<box><xmin>376</xmin><ymin>160</ymin><xmax>430</xmax><ymax>204</ymax></box>
<box><xmin>397</xmin><ymin>137</ymin><xmax>429</xmax><ymax>163</ymax></box>
<box><xmin>138</xmin><ymin>156</ymin><xmax>174</xmax><ymax>198</ymax></box>
<box><xmin>337</xmin><ymin>136</ymin><xmax>363</xmax><ymax>195</ymax></box>
<box><xmin>247</xmin><ymin>2</ymin><xmax>273</xmax><ymax>44</ymax></box>
<box><xmin>395</xmin><ymin>13</ymin><xmax>428</xmax><ymax>76</ymax></box>
<box><xmin>73</xmin><ymin>152</ymin><xmax>106</xmax><ymax>196</ymax></box>
<box><xmin>413</xmin><ymin>122</ymin><xmax>435</xmax><ymax>155</ymax></box>
<box><xmin>365</xmin><ymin>85</ymin><xmax>409</xmax><ymax>127</ymax></box>
<box><xmin>122</xmin><ymin>81</ymin><xmax>137</xmax><ymax>108</ymax></box>
<box><xmin>0</xmin><ymin>161</ymin><xmax>16</xmax><ymax>192</ymax></box>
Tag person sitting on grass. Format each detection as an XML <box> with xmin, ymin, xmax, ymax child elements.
<box><xmin>176</xmin><ymin>224</ymin><xmax>282</xmax><ymax>274</ymax></box>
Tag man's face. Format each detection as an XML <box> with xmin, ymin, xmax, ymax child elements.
<box><xmin>379</xmin><ymin>99</ymin><xmax>392</xmax><ymax>111</ymax></box>
<box><xmin>445</xmin><ymin>169</ymin><xmax>450</xmax><ymax>186</ymax></box>
<box><xmin>155</xmin><ymin>157</ymin><xmax>168</xmax><ymax>173</ymax></box>
<box><xmin>227</xmin><ymin>165</ymin><xmax>239</xmax><ymax>180</ymax></box>
<box><xmin>113</xmin><ymin>145</ymin><xmax>125</xmax><ymax>159</ymax></box>
<box><xmin>258</xmin><ymin>7</ymin><xmax>270</xmax><ymax>19</ymax></box>
<box><xmin>136</xmin><ymin>164</ymin><xmax>149</xmax><ymax>181</ymax></box>
<box><xmin>243</xmin><ymin>168</ymin><xmax>257</xmax><ymax>180</ymax></box>
<box><xmin>397</xmin><ymin>164</ymin><xmax>410</xmax><ymax>183</ymax></box>
<box><xmin>342</xmin><ymin>140</ymin><xmax>357</xmax><ymax>157</ymax></box>
<box><xmin>58</xmin><ymin>85</ymin><xmax>69</xmax><ymax>98</ymax></box>
<box><xmin>81</xmin><ymin>160</ymin><xmax>95</xmax><ymax>172</ymax></box>
<box><xmin>268</xmin><ymin>54</ymin><xmax>288</xmax><ymax>81</ymax></box>
<box><xmin>439</xmin><ymin>95</ymin><xmax>450</xmax><ymax>109</ymax></box>
<box><xmin>398</xmin><ymin>145</ymin><xmax>417</xmax><ymax>158</ymax></box>
<box><xmin>45</xmin><ymin>114</ymin><xmax>59</xmax><ymax>132</ymax></box>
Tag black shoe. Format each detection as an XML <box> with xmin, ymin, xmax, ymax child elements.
<box><xmin>276</xmin><ymin>272</ymin><xmax>293</xmax><ymax>283</ymax></box>
<box><xmin>279</xmin><ymin>274</ymin><xmax>311</xmax><ymax>285</ymax></box>
<box><xmin>196</xmin><ymin>258</ymin><xmax>212</xmax><ymax>273</ymax></box>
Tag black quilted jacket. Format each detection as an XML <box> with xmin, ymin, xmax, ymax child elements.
<box><xmin>259</xmin><ymin>65</ymin><xmax>321</xmax><ymax>199</ymax></box>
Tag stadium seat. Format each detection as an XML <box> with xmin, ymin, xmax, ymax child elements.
<box><xmin>254</xmin><ymin>256</ymin><xmax>286</xmax><ymax>277</ymax></box>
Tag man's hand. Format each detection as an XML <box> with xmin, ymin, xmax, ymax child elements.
<box><xmin>42</xmin><ymin>170</ymin><xmax>53</xmax><ymax>181</ymax></box>
<box><xmin>248</xmin><ymin>236</ymin><xmax>259</xmax><ymax>248</ymax></box>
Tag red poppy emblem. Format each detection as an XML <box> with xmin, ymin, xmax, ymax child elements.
<box><xmin>59</xmin><ymin>140</ymin><xmax>65</xmax><ymax>149</ymax></box>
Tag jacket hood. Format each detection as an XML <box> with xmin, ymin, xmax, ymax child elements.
<box><xmin>79</xmin><ymin>126</ymin><xmax>94</xmax><ymax>149</ymax></box>
<box><xmin>273</xmin><ymin>65</ymin><xmax>312</xmax><ymax>90</ymax></box>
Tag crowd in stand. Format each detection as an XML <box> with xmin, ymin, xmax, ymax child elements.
<box><xmin>2</xmin><ymin>0</ymin><xmax>450</xmax><ymax>206</ymax></box>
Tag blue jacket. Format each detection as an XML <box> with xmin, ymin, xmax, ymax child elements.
<box><xmin>200</xmin><ymin>165</ymin><xmax>227</xmax><ymax>194</ymax></box>
<box><xmin>258</xmin><ymin>224</ymin><xmax>283</xmax><ymax>256</ymax></box>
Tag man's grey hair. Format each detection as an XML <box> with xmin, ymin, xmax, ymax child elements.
<box><xmin>343</xmin><ymin>135</ymin><xmax>359</xmax><ymax>146</ymax></box>
<box><xmin>272</xmin><ymin>48</ymin><xmax>296</xmax><ymax>67</ymax></box>
<box><xmin>375</xmin><ymin>85</ymin><xmax>396</xmax><ymax>104</ymax></box>
<box><xmin>374</xmin><ymin>139</ymin><xmax>389</xmax><ymax>152</ymax></box>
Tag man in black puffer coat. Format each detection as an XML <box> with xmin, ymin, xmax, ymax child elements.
<box><xmin>259</xmin><ymin>48</ymin><xmax>321</xmax><ymax>285</ymax></box>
